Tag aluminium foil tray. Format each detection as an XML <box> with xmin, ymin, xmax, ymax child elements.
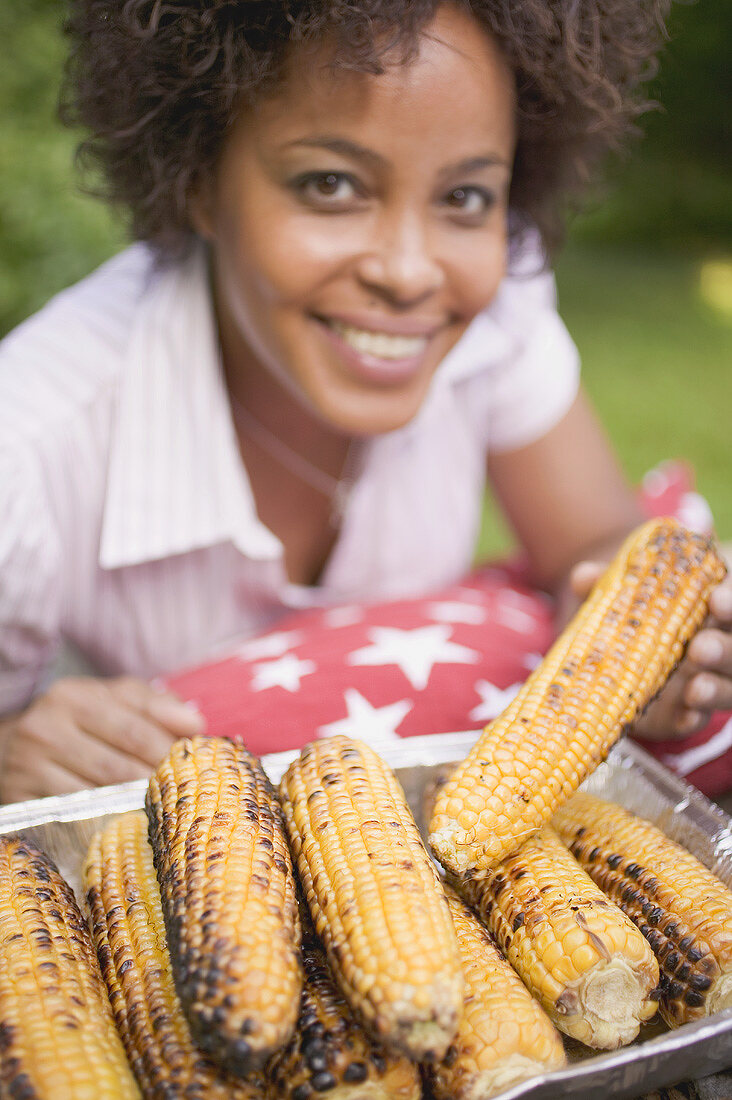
<box><xmin>0</xmin><ymin>731</ymin><xmax>731</xmax><ymax>1099</ymax></box>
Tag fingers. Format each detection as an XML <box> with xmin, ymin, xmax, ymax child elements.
<box><xmin>47</xmin><ymin>676</ymin><xmax>204</xmax><ymax>769</ymax></box>
<box><xmin>65</xmin><ymin>724</ymin><xmax>154</xmax><ymax>788</ymax></box>
<box><xmin>569</xmin><ymin>560</ymin><xmax>605</xmax><ymax>599</ymax></box>
<box><xmin>709</xmin><ymin>575</ymin><xmax>732</xmax><ymax>624</ymax></box>
<box><xmin>683</xmin><ymin>623</ymin><xmax>732</xmax><ymax>716</ymax></box>
<box><xmin>10</xmin><ymin>759</ymin><xmax>93</xmax><ymax>804</ymax></box>
<box><xmin>684</xmin><ymin>671</ymin><xmax>732</xmax><ymax>714</ymax></box>
<box><xmin>1</xmin><ymin>676</ymin><xmax>206</xmax><ymax>804</ymax></box>
<box><xmin>687</xmin><ymin>627</ymin><xmax>732</xmax><ymax>674</ymax></box>
<box><xmin>1</xmin><ymin>709</ymin><xmax>92</xmax><ymax>802</ymax></box>
<box><xmin>108</xmin><ymin>677</ymin><xmax>206</xmax><ymax>737</ymax></box>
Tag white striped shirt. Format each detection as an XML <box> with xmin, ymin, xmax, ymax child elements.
<box><xmin>0</xmin><ymin>242</ymin><xmax>579</xmax><ymax>714</ymax></box>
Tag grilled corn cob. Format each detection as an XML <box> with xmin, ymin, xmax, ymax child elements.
<box><xmin>554</xmin><ymin>792</ymin><xmax>732</xmax><ymax>1026</ymax></box>
<box><xmin>429</xmin><ymin>518</ymin><xmax>726</xmax><ymax>875</ymax></box>
<box><xmin>279</xmin><ymin>735</ymin><xmax>463</xmax><ymax>1062</ymax></box>
<box><xmin>84</xmin><ymin>811</ymin><xmax>268</xmax><ymax>1099</ymax></box>
<box><xmin>425</xmin><ymin>887</ymin><xmax>566</xmax><ymax>1100</ymax></box>
<box><xmin>0</xmin><ymin>833</ymin><xmax>141</xmax><ymax>1099</ymax></box>
<box><xmin>267</xmin><ymin>935</ymin><xmax>421</xmax><ymax>1098</ymax></box>
<box><xmin>452</xmin><ymin>826</ymin><xmax>659</xmax><ymax>1047</ymax></box>
<box><xmin>145</xmin><ymin>736</ymin><xmax>302</xmax><ymax>1075</ymax></box>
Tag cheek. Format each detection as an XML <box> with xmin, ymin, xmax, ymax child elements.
<box><xmin>449</xmin><ymin>231</ymin><xmax>508</xmax><ymax>317</ymax></box>
<box><xmin>218</xmin><ymin>206</ymin><xmax>363</xmax><ymax>311</ymax></box>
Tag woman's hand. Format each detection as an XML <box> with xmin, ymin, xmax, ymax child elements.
<box><xmin>0</xmin><ymin>676</ymin><xmax>205</xmax><ymax>804</ymax></box>
<box><xmin>570</xmin><ymin>562</ymin><xmax>732</xmax><ymax>741</ymax></box>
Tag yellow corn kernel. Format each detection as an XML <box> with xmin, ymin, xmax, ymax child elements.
<box><xmin>279</xmin><ymin>735</ymin><xmax>463</xmax><ymax>1061</ymax></box>
<box><xmin>430</xmin><ymin>519</ymin><xmax>726</xmax><ymax>874</ymax></box>
<box><xmin>146</xmin><ymin>736</ymin><xmax>302</xmax><ymax>1074</ymax></box>
<box><xmin>0</xmin><ymin>833</ymin><xmax>140</xmax><ymax>1099</ymax></box>
<box><xmin>84</xmin><ymin>811</ymin><xmax>267</xmax><ymax>1099</ymax></box>
<box><xmin>555</xmin><ymin>791</ymin><xmax>732</xmax><ymax>1026</ymax></box>
<box><xmin>267</xmin><ymin>935</ymin><xmax>421</xmax><ymax>1098</ymax></box>
<box><xmin>452</xmin><ymin>826</ymin><xmax>659</xmax><ymax>1048</ymax></box>
<box><xmin>426</xmin><ymin>887</ymin><xmax>566</xmax><ymax>1099</ymax></box>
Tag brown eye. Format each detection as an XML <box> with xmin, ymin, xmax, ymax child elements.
<box><xmin>444</xmin><ymin>186</ymin><xmax>494</xmax><ymax>219</ymax></box>
<box><xmin>316</xmin><ymin>174</ymin><xmax>341</xmax><ymax>195</ymax></box>
<box><xmin>293</xmin><ymin>171</ymin><xmax>361</xmax><ymax>206</ymax></box>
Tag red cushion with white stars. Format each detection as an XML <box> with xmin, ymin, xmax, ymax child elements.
<box><xmin>165</xmin><ymin>568</ymin><xmax>555</xmax><ymax>759</ymax></box>
<box><xmin>163</xmin><ymin>461</ymin><xmax>732</xmax><ymax>797</ymax></box>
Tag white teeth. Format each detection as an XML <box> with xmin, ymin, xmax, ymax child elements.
<box><xmin>329</xmin><ymin>321</ymin><xmax>428</xmax><ymax>360</ymax></box>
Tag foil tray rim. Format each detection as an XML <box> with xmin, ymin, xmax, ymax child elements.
<box><xmin>1</xmin><ymin>731</ymin><xmax>731</xmax><ymax>1098</ymax></box>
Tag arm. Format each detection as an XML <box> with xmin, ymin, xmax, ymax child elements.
<box><xmin>0</xmin><ymin>449</ymin><xmax>204</xmax><ymax>804</ymax></box>
<box><xmin>486</xmin><ymin>389</ymin><xmax>732</xmax><ymax>740</ymax></box>
<box><xmin>486</xmin><ymin>388</ymin><xmax>642</xmax><ymax>599</ymax></box>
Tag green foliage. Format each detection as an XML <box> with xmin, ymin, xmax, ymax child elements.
<box><xmin>2</xmin><ymin>0</ymin><xmax>730</xmax><ymax>555</ymax></box>
<box><xmin>0</xmin><ymin>2</ymin><xmax>125</xmax><ymax>336</ymax></box>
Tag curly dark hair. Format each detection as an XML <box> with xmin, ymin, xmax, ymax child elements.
<box><xmin>61</xmin><ymin>0</ymin><xmax>671</xmax><ymax>257</ymax></box>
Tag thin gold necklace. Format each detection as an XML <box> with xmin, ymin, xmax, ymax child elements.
<box><xmin>230</xmin><ymin>396</ymin><xmax>360</xmax><ymax>526</ymax></box>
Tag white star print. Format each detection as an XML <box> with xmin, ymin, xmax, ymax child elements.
<box><xmin>427</xmin><ymin>601</ymin><xmax>487</xmax><ymax>625</ymax></box>
<box><xmin>250</xmin><ymin>654</ymin><xmax>316</xmax><ymax>692</ymax></box>
<box><xmin>236</xmin><ymin>630</ymin><xmax>302</xmax><ymax>662</ymax></box>
<box><xmin>348</xmin><ymin>624</ymin><xmax>478</xmax><ymax>690</ymax></box>
<box><xmin>522</xmin><ymin>651</ymin><xmax>543</xmax><ymax>671</ymax></box>
<box><xmin>317</xmin><ymin>689</ymin><xmax>412</xmax><ymax>745</ymax></box>
<box><xmin>469</xmin><ymin>680</ymin><xmax>523</xmax><ymax>722</ymax></box>
<box><xmin>494</xmin><ymin>602</ymin><xmax>538</xmax><ymax>635</ymax></box>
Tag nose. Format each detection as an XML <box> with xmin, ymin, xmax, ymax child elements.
<box><xmin>355</xmin><ymin>212</ymin><xmax>445</xmax><ymax>307</ymax></box>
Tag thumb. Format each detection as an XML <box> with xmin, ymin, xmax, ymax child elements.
<box><xmin>570</xmin><ymin>560</ymin><xmax>606</xmax><ymax>600</ymax></box>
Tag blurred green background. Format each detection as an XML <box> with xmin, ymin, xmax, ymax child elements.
<box><xmin>1</xmin><ymin>0</ymin><xmax>731</xmax><ymax>549</ymax></box>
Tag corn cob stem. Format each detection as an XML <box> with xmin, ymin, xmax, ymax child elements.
<box><xmin>554</xmin><ymin>792</ymin><xmax>732</xmax><ymax>1026</ymax></box>
<box><xmin>425</xmin><ymin>887</ymin><xmax>566</xmax><ymax>1100</ymax></box>
<box><xmin>267</xmin><ymin>935</ymin><xmax>421</xmax><ymax>1099</ymax></box>
<box><xmin>0</xmin><ymin>833</ymin><xmax>141</xmax><ymax>1100</ymax></box>
<box><xmin>450</xmin><ymin>826</ymin><xmax>659</xmax><ymax>1048</ymax></box>
<box><xmin>145</xmin><ymin>736</ymin><xmax>302</xmax><ymax>1075</ymax></box>
<box><xmin>279</xmin><ymin>735</ymin><xmax>463</xmax><ymax>1062</ymax></box>
<box><xmin>84</xmin><ymin>811</ymin><xmax>268</xmax><ymax>1099</ymax></box>
<box><xmin>429</xmin><ymin>519</ymin><xmax>726</xmax><ymax>875</ymax></box>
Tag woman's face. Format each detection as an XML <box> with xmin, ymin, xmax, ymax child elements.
<box><xmin>199</xmin><ymin>4</ymin><xmax>516</xmax><ymax>436</ymax></box>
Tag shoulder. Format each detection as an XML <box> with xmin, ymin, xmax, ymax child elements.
<box><xmin>0</xmin><ymin>244</ymin><xmax>158</xmax><ymax>449</ymax></box>
<box><xmin>490</xmin><ymin>230</ymin><xmax>559</xmax><ymax>334</ymax></box>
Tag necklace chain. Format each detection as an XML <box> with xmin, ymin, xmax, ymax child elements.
<box><xmin>230</xmin><ymin>395</ymin><xmax>359</xmax><ymax>524</ymax></box>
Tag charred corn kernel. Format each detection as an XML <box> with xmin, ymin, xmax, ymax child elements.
<box><xmin>426</xmin><ymin>887</ymin><xmax>565</xmax><ymax>1100</ymax></box>
<box><xmin>554</xmin><ymin>792</ymin><xmax>732</xmax><ymax>1026</ymax></box>
<box><xmin>146</xmin><ymin>736</ymin><xmax>302</xmax><ymax>1075</ymax></box>
<box><xmin>84</xmin><ymin>811</ymin><xmax>267</xmax><ymax>1099</ymax></box>
<box><xmin>429</xmin><ymin>519</ymin><xmax>726</xmax><ymax>875</ymax></box>
<box><xmin>0</xmin><ymin>833</ymin><xmax>140</xmax><ymax>1100</ymax></box>
<box><xmin>267</xmin><ymin>936</ymin><xmax>421</xmax><ymax>1099</ymax></box>
<box><xmin>279</xmin><ymin>736</ymin><xmax>463</xmax><ymax>1062</ymax></box>
<box><xmin>451</xmin><ymin>826</ymin><xmax>659</xmax><ymax>1048</ymax></box>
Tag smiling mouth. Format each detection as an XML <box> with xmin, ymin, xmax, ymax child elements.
<box><xmin>325</xmin><ymin>320</ymin><xmax>430</xmax><ymax>360</ymax></box>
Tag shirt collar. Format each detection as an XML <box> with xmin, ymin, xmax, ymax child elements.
<box><xmin>99</xmin><ymin>245</ymin><xmax>281</xmax><ymax>570</ymax></box>
<box><xmin>99</xmin><ymin>244</ymin><xmax>518</xmax><ymax>570</ymax></box>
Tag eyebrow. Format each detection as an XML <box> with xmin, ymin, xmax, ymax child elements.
<box><xmin>282</xmin><ymin>136</ymin><xmax>510</xmax><ymax>175</ymax></box>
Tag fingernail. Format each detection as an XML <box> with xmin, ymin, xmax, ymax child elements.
<box><xmin>149</xmin><ymin>697</ymin><xmax>206</xmax><ymax>731</ymax></box>
<box><xmin>692</xmin><ymin>634</ymin><xmax>723</xmax><ymax>664</ymax></box>
<box><xmin>712</xmin><ymin>586</ymin><xmax>732</xmax><ymax>617</ymax></box>
<box><xmin>691</xmin><ymin>676</ymin><xmax>715</xmax><ymax>704</ymax></box>
<box><xmin>678</xmin><ymin>708</ymin><xmax>704</xmax><ymax>734</ymax></box>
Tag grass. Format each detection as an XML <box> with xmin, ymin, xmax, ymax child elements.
<box><xmin>477</xmin><ymin>244</ymin><xmax>732</xmax><ymax>558</ymax></box>
<box><xmin>3</xmin><ymin>2</ymin><xmax>731</xmax><ymax>556</ymax></box>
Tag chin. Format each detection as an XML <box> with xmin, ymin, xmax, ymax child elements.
<box><xmin>317</xmin><ymin>383</ymin><xmax>432</xmax><ymax>437</ymax></box>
